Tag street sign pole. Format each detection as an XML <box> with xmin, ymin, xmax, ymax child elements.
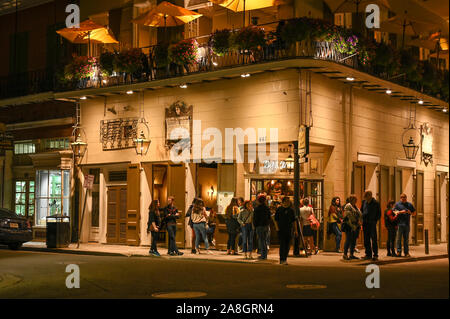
<box><xmin>77</xmin><ymin>174</ymin><xmax>94</xmax><ymax>248</ymax></box>
<box><xmin>294</xmin><ymin>141</ymin><xmax>308</xmax><ymax>257</ymax></box>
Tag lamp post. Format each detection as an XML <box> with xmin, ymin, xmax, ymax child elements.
<box><xmin>71</xmin><ymin>133</ymin><xmax>87</xmax><ymax>163</ymax></box>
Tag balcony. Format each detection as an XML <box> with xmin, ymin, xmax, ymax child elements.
<box><xmin>1</xmin><ymin>19</ymin><xmax>448</xmax><ymax>104</ymax></box>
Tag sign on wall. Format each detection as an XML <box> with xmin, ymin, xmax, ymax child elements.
<box><xmin>298</xmin><ymin>125</ymin><xmax>310</xmax><ymax>159</ymax></box>
<box><xmin>421</xmin><ymin>123</ymin><xmax>433</xmax><ymax>166</ymax></box>
<box><xmin>100</xmin><ymin>118</ymin><xmax>139</xmax><ymax>151</ymax></box>
<box><xmin>165</xmin><ymin>100</ymin><xmax>193</xmax><ymax>150</ymax></box>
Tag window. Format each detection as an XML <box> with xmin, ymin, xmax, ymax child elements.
<box><xmin>14</xmin><ymin>180</ymin><xmax>35</xmax><ymax>218</ymax></box>
<box><xmin>35</xmin><ymin>170</ymin><xmax>70</xmax><ymax>226</ymax></box>
<box><xmin>14</xmin><ymin>141</ymin><xmax>35</xmax><ymax>154</ymax></box>
<box><xmin>45</xmin><ymin>138</ymin><xmax>70</xmax><ymax>150</ymax></box>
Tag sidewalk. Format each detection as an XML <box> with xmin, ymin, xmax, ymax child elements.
<box><xmin>20</xmin><ymin>241</ymin><xmax>449</xmax><ymax>267</ymax></box>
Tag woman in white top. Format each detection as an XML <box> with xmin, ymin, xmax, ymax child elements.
<box><xmin>299</xmin><ymin>198</ymin><xmax>318</xmax><ymax>255</ymax></box>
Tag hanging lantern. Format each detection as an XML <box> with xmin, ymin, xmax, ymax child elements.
<box><xmin>134</xmin><ymin>121</ymin><xmax>151</xmax><ymax>156</ymax></box>
<box><xmin>284</xmin><ymin>144</ymin><xmax>294</xmax><ymax>173</ymax></box>
<box><xmin>71</xmin><ymin>129</ymin><xmax>88</xmax><ymax>164</ymax></box>
<box><xmin>402</xmin><ymin>129</ymin><xmax>419</xmax><ymax>160</ymax></box>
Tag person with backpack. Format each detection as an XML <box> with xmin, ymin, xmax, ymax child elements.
<box><xmin>238</xmin><ymin>200</ymin><xmax>254</xmax><ymax>259</ymax></box>
<box><xmin>147</xmin><ymin>200</ymin><xmax>161</xmax><ymax>257</ymax></box>
<box><xmin>274</xmin><ymin>197</ymin><xmax>297</xmax><ymax>265</ymax></box>
<box><xmin>384</xmin><ymin>200</ymin><xmax>398</xmax><ymax>257</ymax></box>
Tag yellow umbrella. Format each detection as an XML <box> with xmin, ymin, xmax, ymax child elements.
<box><xmin>210</xmin><ymin>0</ymin><xmax>285</xmax><ymax>26</ymax></box>
<box><xmin>324</xmin><ymin>0</ymin><xmax>390</xmax><ymax>13</ymax></box>
<box><xmin>56</xmin><ymin>19</ymin><xmax>118</xmax><ymax>44</ymax></box>
<box><xmin>132</xmin><ymin>1</ymin><xmax>202</xmax><ymax>27</ymax></box>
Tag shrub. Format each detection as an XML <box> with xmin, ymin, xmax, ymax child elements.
<box><xmin>114</xmin><ymin>48</ymin><xmax>144</xmax><ymax>74</ymax></box>
<box><xmin>64</xmin><ymin>55</ymin><xmax>97</xmax><ymax>80</ymax></box>
<box><xmin>170</xmin><ymin>39</ymin><xmax>199</xmax><ymax>66</ymax></box>
<box><xmin>232</xmin><ymin>26</ymin><xmax>266</xmax><ymax>51</ymax></box>
<box><xmin>210</xmin><ymin>29</ymin><xmax>232</xmax><ymax>56</ymax></box>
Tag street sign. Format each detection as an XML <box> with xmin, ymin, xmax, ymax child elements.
<box><xmin>83</xmin><ymin>174</ymin><xmax>95</xmax><ymax>189</ymax></box>
<box><xmin>298</xmin><ymin>125</ymin><xmax>310</xmax><ymax>158</ymax></box>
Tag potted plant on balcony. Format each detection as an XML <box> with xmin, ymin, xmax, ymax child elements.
<box><xmin>169</xmin><ymin>39</ymin><xmax>199</xmax><ymax>74</ymax></box>
<box><xmin>154</xmin><ymin>43</ymin><xmax>171</xmax><ymax>78</ymax></box>
<box><xmin>64</xmin><ymin>54</ymin><xmax>97</xmax><ymax>89</ymax></box>
<box><xmin>209</xmin><ymin>29</ymin><xmax>232</xmax><ymax>57</ymax></box>
<box><xmin>99</xmin><ymin>51</ymin><xmax>116</xmax><ymax>85</ymax></box>
<box><xmin>114</xmin><ymin>48</ymin><xmax>145</xmax><ymax>83</ymax></box>
<box><xmin>231</xmin><ymin>26</ymin><xmax>266</xmax><ymax>63</ymax></box>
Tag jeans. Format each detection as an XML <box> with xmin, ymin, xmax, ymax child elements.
<box><xmin>167</xmin><ymin>224</ymin><xmax>178</xmax><ymax>253</ymax></box>
<box><xmin>363</xmin><ymin>222</ymin><xmax>378</xmax><ymax>257</ymax></box>
<box><xmin>386</xmin><ymin>227</ymin><xmax>397</xmax><ymax>254</ymax></box>
<box><xmin>278</xmin><ymin>231</ymin><xmax>291</xmax><ymax>262</ymax></box>
<box><xmin>344</xmin><ymin>230</ymin><xmax>358</xmax><ymax>256</ymax></box>
<box><xmin>241</xmin><ymin>224</ymin><xmax>254</xmax><ymax>252</ymax></box>
<box><xmin>150</xmin><ymin>231</ymin><xmax>159</xmax><ymax>252</ymax></box>
<box><xmin>397</xmin><ymin>224</ymin><xmax>410</xmax><ymax>255</ymax></box>
<box><xmin>330</xmin><ymin>222</ymin><xmax>342</xmax><ymax>252</ymax></box>
<box><xmin>206</xmin><ymin>224</ymin><xmax>216</xmax><ymax>243</ymax></box>
<box><xmin>227</xmin><ymin>232</ymin><xmax>238</xmax><ymax>251</ymax></box>
<box><xmin>256</xmin><ymin>226</ymin><xmax>269</xmax><ymax>259</ymax></box>
<box><xmin>193</xmin><ymin>222</ymin><xmax>209</xmax><ymax>250</ymax></box>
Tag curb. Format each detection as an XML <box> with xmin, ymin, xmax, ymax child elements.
<box><xmin>359</xmin><ymin>254</ymin><xmax>449</xmax><ymax>266</ymax></box>
<box><xmin>5</xmin><ymin>246</ymin><xmax>126</xmax><ymax>258</ymax></box>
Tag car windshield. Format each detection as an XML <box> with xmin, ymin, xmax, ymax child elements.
<box><xmin>0</xmin><ymin>209</ymin><xmax>18</xmax><ymax>219</ymax></box>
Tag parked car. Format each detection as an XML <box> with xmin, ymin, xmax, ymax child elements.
<box><xmin>0</xmin><ymin>208</ymin><xmax>32</xmax><ymax>250</ymax></box>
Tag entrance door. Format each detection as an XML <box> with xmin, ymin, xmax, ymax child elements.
<box><xmin>352</xmin><ymin>164</ymin><xmax>365</xmax><ymax>247</ymax></box>
<box><xmin>106</xmin><ymin>186</ymin><xmax>127</xmax><ymax>244</ymax></box>
<box><xmin>126</xmin><ymin>164</ymin><xmax>140</xmax><ymax>246</ymax></box>
<box><xmin>414</xmin><ymin>171</ymin><xmax>424</xmax><ymax>244</ymax></box>
<box><xmin>435</xmin><ymin>172</ymin><xmax>448</xmax><ymax>244</ymax></box>
<box><xmin>169</xmin><ymin>164</ymin><xmax>186</xmax><ymax>249</ymax></box>
<box><xmin>378</xmin><ymin>166</ymin><xmax>390</xmax><ymax>248</ymax></box>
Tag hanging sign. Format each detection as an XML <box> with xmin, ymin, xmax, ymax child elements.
<box><xmin>83</xmin><ymin>174</ymin><xmax>95</xmax><ymax>189</ymax></box>
<box><xmin>298</xmin><ymin>125</ymin><xmax>310</xmax><ymax>159</ymax></box>
<box><xmin>421</xmin><ymin>123</ymin><xmax>433</xmax><ymax>166</ymax></box>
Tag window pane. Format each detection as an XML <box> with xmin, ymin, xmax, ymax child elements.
<box><xmin>49</xmin><ymin>198</ymin><xmax>61</xmax><ymax>215</ymax></box>
<box><xmin>15</xmin><ymin>193</ymin><xmax>25</xmax><ymax>204</ymax></box>
<box><xmin>63</xmin><ymin>198</ymin><xmax>70</xmax><ymax>216</ymax></box>
<box><xmin>15</xmin><ymin>205</ymin><xmax>25</xmax><ymax>216</ymax></box>
<box><xmin>49</xmin><ymin>171</ymin><xmax>61</xmax><ymax>197</ymax></box>
<box><xmin>37</xmin><ymin>170</ymin><xmax>49</xmax><ymax>197</ymax></box>
<box><xmin>29</xmin><ymin>193</ymin><xmax>34</xmax><ymax>202</ymax></box>
<box><xmin>29</xmin><ymin>181</ymin><xmax>35</xmax><ymax>193</ymax></box>
<box><xmin>63</xmin><ymin>170</ymin><xmax>70</xmax><ymax>198</ymax></box>
<box><xmin>16</xmin><ymin>181</ymin><xmax>26</xmax><ymax>192</ymax></box>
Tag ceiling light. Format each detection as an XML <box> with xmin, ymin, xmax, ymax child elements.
<box><xmin>346</xmin><ymin>77</ymin><xmax>354</xmax><ymax>81</ymax></box>
<box><xmin>126</xmin><ymin>90</ymin><xmax>134</xmax><ymax>95</ymax></box>
<box><xmin>80</xmin><ymin>96</ymin><xmax>87</xmax><ymax>100</ymax></box>
<box><xmin>443</xmin><ymin>108</ymin><xmax>448</xmax><ymax>113</ymax></box>
<box><xmin>418</xmin><ymin>100</ymin><xmax>424</xmax><ymax>105</ymax></box>
<box><xmin>386</xmin><ymin>89</ymin><xmax>392</xmax><ymax>94</ymax></box>
<box><xmin>241</xmin><ymin>73</ymin><xmax>250</xmax><ymax>78</ymax></box>
<box><xmin>180</xmin><ymin>84</ymin><xmax>188</xmax><ymax>89</ymax></box>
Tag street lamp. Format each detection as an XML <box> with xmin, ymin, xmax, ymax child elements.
<box><xmin>71</xmin><ymin>132</ymin><xmax>87</xmax><ymax>164</ymax></box>
<box><xmin>402</xmin><ymin>130</ymin><xmax>419</xmax><ymax>160</ymax></box>
<box><xmin>134</xmin><ymin>121</ymin><xmax>151</xmax><ymax>156</ymax></box>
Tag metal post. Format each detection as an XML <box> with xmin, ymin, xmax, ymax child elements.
<box><xmin>294</xmin><ymin>141</ymin><xmax>308</xmax><ymax>256</ymax></box>
<box><xmin>424</xmin><ymin>229</ymin><xmax>429</xmax><ymax>255</ymax></box>
<box><xmin>77</xmin><ymin>187</ymin><xmax>89</xmax><ymax>248</ymax></box>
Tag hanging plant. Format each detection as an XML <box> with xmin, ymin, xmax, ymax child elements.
<box><xmin>64</xmin><ymin>54</ymin><xmax>97</xmax><ymax>81</ymax></box>
<box><xmin>114</xmin><ymin>48</ymin><xmax>144</xmax><ymax>74</ymax></box>
<box><xmin>231</xmin><ymin>26</ymin><xmax>267</xmax><ymax>51</ymax></box>
<box><xmin>170</xmin><ymin>39</ymin><xmax>199</xmax><ymax>66</ymax></box>
<box><xmin>209</xmin><ymin>29</ymin><xmax>232</xmax><ymax>56</ymax></box>
<box><xmin>333</xmin><ymin>33</ymin><xmax>359</xmax><ymax>55</ymax></box>
<box><xmin>155</xmin><ymin>43</ymin><xmax>171</xmax><ymax>68</ymax></box>
<box><xmin>99</xmin><ymin>51</ymin><xmax>116</xmax><ymax>77</ymax></box>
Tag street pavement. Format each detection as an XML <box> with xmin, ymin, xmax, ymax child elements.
<box><xmin>0</xmin><ymin>248</ymin><xmax>448</xmax><ymax>299</ymax></box>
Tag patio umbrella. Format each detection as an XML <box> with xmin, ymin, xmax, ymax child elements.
<box><xmin>57</xmin><ymin>19</ymin><xmax>118</xmax><ymax>56</ymax></box>
<box><xmin>380</xmin><ymin>11</ymin><xmax>440</xmax><ymax>47</ymax></box>
<box><xmin>132</xmin><ymin>1</ymin><xmax>202</xmax><ymax>28</ymax></box>
<box><xmin>209</xmin><ymin>0</ymin><xmax>285</xmax><ymax>27</ymax></box>
<box><xmin>324</xmin><ymin>0</ymin><xmax>390</xmax><ymax>13</ymax></box>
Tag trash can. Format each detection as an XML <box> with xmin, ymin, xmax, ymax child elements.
<box><xmin>46</xmin><ymin>215</ymin><xmax>71</xmax><ymax>248</ymax></box>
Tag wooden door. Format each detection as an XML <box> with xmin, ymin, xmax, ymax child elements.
<box><xmin>126</xmin><ymin>164</ymin><xmax>140</xmax><ymax>246</ymax></box>
<box><xmin>107</xmin><ymin>186</ymin><xmax>127</xmax><ymax>244</ymax></box>
<box><xmin>414</xmin><ymin>171</ymin><xmax>424</xmax><ymax>244</ymax></box>
<box><xmin>435</xmin><ymin>173</ymin><xmax>442</xmax><ymax>244</ymax></box>
<box><xmin>378</xmin><ymin>166</ymin><xmax>390</xmax><ymax>248</ymax></box>
<box><xmin>169</xmin><ymin>164</ymin><xmax>186</xmax><ymax>249</ymax></box>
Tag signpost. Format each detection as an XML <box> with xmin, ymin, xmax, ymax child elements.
<box><xmin>77</xmin><ymin>174</ymin><xmax>94</xmax><ymax>248</ymax></box>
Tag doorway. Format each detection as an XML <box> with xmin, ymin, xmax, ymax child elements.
<box><xmin>435</xmin><ymin>172</ymin><xmax>449</xmax><ymax>244</ymax></box>
<box><xmin>414</xmin><ymin>171</ymin><xmax>424</xmax><ymax>244</ymax></box>
<box><xmin>378</xmin><ymin>166</ymin><xmax>390</xmax><ymax>248</ymax></box>
<box><xmin>106</xmin><ymin>186</ymin><xmax>127</xmax><ymax>244</ymax></box>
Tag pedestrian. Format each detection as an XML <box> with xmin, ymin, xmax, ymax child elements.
<box><xmin>328</xmin><ymin>197</ymin><xmax>343</xmax><ymax>253</ymax></box>
<box><xmin>238</xmin><ymin>200</ymin><xmax>254</xmax><ymax>259</ymax></box>
<box><xmin>299</xmin><ymin>198</ymin><xmax>318</xmax><ymax>255</ymax></box>
<box><xmin>274</xmin><ymin>197</ymin><xmax>297</xmax><ymax>265</ymax></box>
<box><xmin>361</xmin><ymin>190</ymin><xmax>381</xmax><ymax>261</ymax></box>
<box><xmin>384</xmin><ymin>200</ymin><xmax>398</xmax><ymax>257</ymax></box>
<box><xmin>225</xmin><ymin>197</ymin><xmax>241</xmax><ymax>255</ymax></box>
<box><xmin>164</xmin><ymin>196</ymin><xmax>183</xmax><ymax>256</ymax></box>
<box><xmin>147</xmin><ymin>200</ymin><xmax>161</xmax><ymax>257</ymax></box>
<box><xmin>186</xmin><ymin>199</ymin><xmax>197</xmax><ymax>254</ymax></box>
<box><xmin>394</xmin><ymin>193</ymin><xmax>416</xmax><ymax>257</ymax></box>
<box><xmin>206</xmin><ymin>208</ymin><xmax>217</xmax><ymax>246</ymax></box>
<box><xmin>191</xmin><ymin>198</ymin><xmax>213</xmax><ymax>254</ymax></box>
<box><xmin>237</xmin><ymin>197</ymin><xmax>245</xmax><ymax>252</ymax></box>
<box><xmin>342</xmin><ymin>195</ymin><xmax>362</xmax><ymax>260</ymax></box>
<box><xmin>253</xmin><ymin>194</ymin><xmax>271</xmax><ymax>260</ymax></box>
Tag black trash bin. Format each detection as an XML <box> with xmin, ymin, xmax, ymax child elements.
<box><xmin>46</xmin><ymin>215</ymin><xmax>71</xmax><ymax>248</ymax></box>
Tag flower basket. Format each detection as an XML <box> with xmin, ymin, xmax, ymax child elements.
<box><xmin>114</xmin><ymin>48</ymin><xmax>145</xmax><ymax>77</ymax></box>
<box><xmin>64</xmin><ymin>55</ymin><xmax>97</xmax><ymax>81</ymax></box>
<box><xmin>209</xmin><ymin>29</ymin><xmax>232</xmax><ymax>56</ymax></box>
<box><xmin>99</xmin><ymin>51</ymin><xmax>116</xmax><ymax>77</ymax></box>
<box><xmin>170</xmin><ymin>39</ymin><xmax>199</xmax><ymax>66</ymax></box>
<box><xmin>231</xmin><ymin>26</ymin><xmax>266</xmax><ymax>52</ymax></box>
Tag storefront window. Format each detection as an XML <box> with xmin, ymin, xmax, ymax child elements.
<box><xmin>14</xmin><ymin>180</ymin><xmax>35</xmax><ymax>218</ymax></box>
<box><xmin>36</xmin><ymin>170</ymin><xmax>70</xmax><ymax>226</ymax></box>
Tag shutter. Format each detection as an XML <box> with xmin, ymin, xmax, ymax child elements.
<box><xmin>126</xmin><ymin>164</ymin><xmax>140</xmax><ymax>246</ymax></box>
<box><xmin>106</xmin><ymin>188</ymin><xmax>118</xmax><ymax>243</ymax></box>
<box><xmin>435</xmin><ymin>173</ymin><xmax>441</xmax><ymax>244</ymax></box>
<box><xmin>169</xmin><ymin>164</ymin><xmax>186</xmax><ymax>248</ymax></box>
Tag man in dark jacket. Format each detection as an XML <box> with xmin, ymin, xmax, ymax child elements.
<box><xmin>361</xmin><ymin>190</ymin><xmax>381</xmax><ymax>261</ymax></box>
<box><xmin>163</xmin><ymin>196</ymin><xmax>183</xmax><ymax>256</ymax></box>
<box><xmin>253</xmin><ymin>194</ymin><xmax>271</xmax><ymax>260</ymax></box>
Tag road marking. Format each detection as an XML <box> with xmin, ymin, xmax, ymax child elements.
<box><xmin>286</xmin><ymin>284</ymin><xmax>327</xmax><ymax>290</ymax></box>
<box><xmin>152</xmin><ymin>291</ymin><xmax>207</xmax><ymax>298</ymax></box>
<box><xmin>0</xmin><ymin>273</ymin><xmax>23</xmax><ymax>289</ymax></box>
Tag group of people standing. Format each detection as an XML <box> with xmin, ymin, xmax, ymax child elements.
<box><xmin>327</xmin><ymin>191</ymin><xmax>416</xmax><ymax>261</ymax></box>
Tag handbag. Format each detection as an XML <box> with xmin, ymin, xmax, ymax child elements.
<box><xmin>308</xmin><ymin>213</ymin><xmax>320</xmax><ymax>231</ymax></box>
